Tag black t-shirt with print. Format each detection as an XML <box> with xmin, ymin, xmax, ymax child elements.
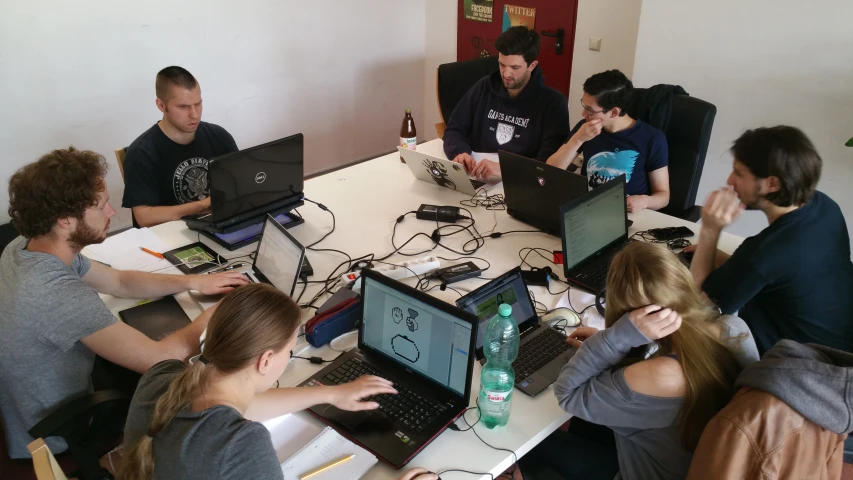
<box><xmin>121</xmin><ymin>122</ymin><xmax>238</xmax><ymax>208</ymax></box>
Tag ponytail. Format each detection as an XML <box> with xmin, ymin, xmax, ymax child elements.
<box><xmin>117</xmin><ymin>361</ymin><xmax>206</xmax><ymax>480</ymax></box>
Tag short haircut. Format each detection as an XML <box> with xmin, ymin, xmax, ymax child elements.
<box><xmin>155</xmin><ymin>66</ymin><xmax>198</xmax><ymax>102</ymax></box>
<box><xmin>8</xmin><ymin>147</ymin><xmax>108</xmax><ymax>238</ymax></box>
<box><xmin>731</xmin><ymin>126</ymin><xmax>822</xmax><ymax>207</ymax></box>
<box><xmin>583</xmin><ymin>70</ymin><xmax>633</xmax><ymax>116</ymax></box>
<box><xmin>495</xmin><ymin>26</ymin><xmax>540</xmax><ymax>65</ymax></box>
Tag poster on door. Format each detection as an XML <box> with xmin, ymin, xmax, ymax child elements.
<box><xmin>464</xmin><ymin>0</ymin><xmax>493</xmax><ymax>23</ymax></box>
<box><xmin>502</xmin><ymin>4</ymin><xmax>536</xmax><ymax>31</ymax></box>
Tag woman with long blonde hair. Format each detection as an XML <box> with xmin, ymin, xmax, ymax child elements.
<box><xmin>117</xmin><ymin>283</ymin><xmax>437</xmax><ymax>480</ymax></box>
<box><xmin>520</xmin><ymin>242</ymin><xmax>758</xmax><ymax>480</ymax></box>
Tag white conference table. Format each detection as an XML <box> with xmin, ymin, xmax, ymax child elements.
<box><xmin>101</xmin><ymin>139</ymin><xmax>744</xmax><ymax>479</ymax></box>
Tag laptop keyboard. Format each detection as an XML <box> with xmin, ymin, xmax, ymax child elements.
<box><xmin>576</xmin><ymin>265</ymin><xmax>608</xmax><ymax>288</ymax></box>
<box><xmin>513</xmin><ymin>328</ymin><xmax>572</xmax><ymax>381</ymax></box>
<box><xmin>323</xmin><ymin>358</ymin><xmax>447</xmax><ymax>432</ymax></box>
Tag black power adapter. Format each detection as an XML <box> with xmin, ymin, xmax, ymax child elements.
<box><xmin>416</xmin><ymin>204</ymin><xmax>462</xmax><ymax>223</ymax></box>
<box><xmin>436</xmin><ymin>261</ymin><xmax>483</xmax><ymax>284</ymax></box>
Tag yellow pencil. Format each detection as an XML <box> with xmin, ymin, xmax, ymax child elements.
<box><xmin>300</xmin><ymin>454</ymin><xmax>355</xmax><ymax>480</ymax></box>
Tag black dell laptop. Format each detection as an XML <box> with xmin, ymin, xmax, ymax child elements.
<box><xmin>183</xmin><ymin>133</ymin><xmax>305</xmax><ymax>234</ymax></box>
<box><xmin>499</xmin><ymin>151</ymin><xmax>589</xmax><ymax>235</ymax></box>
<box><xmin>560</xmin><ymin>175</ymin><xmax>631</xmax><ymax>293</ymax></box>
<box><xmin>299</xmin><ymin>268</ymin><xmax>477</xmax><ymax>468</ymax></box>
<box><xmin>456</xmin><ymin>267</ymin><xmax>576</xmax><ymax>396</ymax></box>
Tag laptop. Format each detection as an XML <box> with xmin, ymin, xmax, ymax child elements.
<box><xmin>299</xmin><ymin>268</ymin><xmax>477</xmax><ymax>468</ymax></box>
<box><xmin>119</xmin><ymin>296</ymin><xmax>190</xmax><ymax>341</ymax></box>
<box><xmin>398</xmin><ymin>148</ymin><xmax>486</xmax><ymax>195</ymax></box>
<box><xmin>456</xmin><ymin>267</ymin><xmax>576</xmax><ymax>396</ymax></box>
<box><xmin>560</xmin><ymin>175</ymin><xmax>631</xmax><ymax>293</ymax></box>
<box><xmin>183</xmin><ymin>133</ymin><xmax>305</xmax><ymax>234</ymax></box>
<box><xmin>499</xmin><ymin>151</ymin><xmax>590</xmax><ymax>234</ymax></box>
<box><xmin>239</xmin><ymin>214</ymin><xmax>306</xmax><ymax>296</ymax></box>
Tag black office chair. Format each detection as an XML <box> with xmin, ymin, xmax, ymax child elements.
<box><xmin>27</xmin><ymin>390</ymin><xmax>131</xmax><ymax>480</ymax></box>
<box><xmin>1</xmin><ymin>222</ymin><xmax>19</xmax><ymax>255</ymax></box>
<box><xmin>435</xmin><ymin>56</ymin><xmax>500</xmax><ymax>136</ymax></box>
<box><xmin>629</xmin><ymin>87</ymin><xmax>717</xmax><ymax>222</ymax></box>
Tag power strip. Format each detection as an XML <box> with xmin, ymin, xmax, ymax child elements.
<box><xmin>341</xmin><ymin>256</ymin><xmax>441</xmax><ymax>291</ymax></box>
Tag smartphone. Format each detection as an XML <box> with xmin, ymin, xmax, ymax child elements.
<box><xmin>649</xmin><ymin>226</ymin><xmax>694</xmax><ymax>241</ymax></box>
<box><xmin>521</xmin><ymin>269</ymin><xmax>550</xmax><ymax>287</ymax></box>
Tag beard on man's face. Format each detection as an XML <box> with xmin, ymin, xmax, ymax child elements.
<box><xmin>68</xmin><ymin>219</ymin><xmax>107</xmax><ymax>251</ymax></box>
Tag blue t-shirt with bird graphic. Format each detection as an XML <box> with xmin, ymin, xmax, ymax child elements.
<box><xmin>571</xmin><ymin>119</ymin><xmax>668</xmax><ymax>195</ymax></box>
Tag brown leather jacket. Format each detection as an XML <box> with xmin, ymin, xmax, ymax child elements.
<box><xmin>686</xmin><ymin>387</ymin><xmax>846</xmax><ymax>479</ymax></box>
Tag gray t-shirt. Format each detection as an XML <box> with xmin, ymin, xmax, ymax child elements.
<box><xmin>0</xmin><ymin>236</ymin><xmax>116</xmax><ymax>458</ymax></box>
<box><xmin>124</xmin><ymin>360</ymin><xmax>283</xmax><ymax>480</ymax></box>
<box><xmin>553</xmin><ymin>314</ymin><xmax>759</xmax><ymax>480</ymax></box>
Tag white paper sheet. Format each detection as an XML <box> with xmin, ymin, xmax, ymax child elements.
<box><xmin>83</xmin><ymin>228</ymin><xmax>173</xmax><ymax>272</ymax></box>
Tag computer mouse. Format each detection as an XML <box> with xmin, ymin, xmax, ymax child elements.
<box><xmin>541</xmin><ymin>307</ymin><xmax>580</xmax><ymax>327</ymax></box>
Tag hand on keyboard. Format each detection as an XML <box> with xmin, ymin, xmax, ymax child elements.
<box><xmin>566</xmin><ymin>326</ymin><xmax>600</xmax><ymax>349</ymax></box>
<box><xmin>329</xmin><ymin>375</ymin><xmax>397</xmax><ymax>411</ymax></box>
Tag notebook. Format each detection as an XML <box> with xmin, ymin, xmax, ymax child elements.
<box><xmin>118</xmin><ymin>296</ymin><xmax>191</xmax><ymax>341</ymax></box>
<box><xmin>280</xmin><ymin>428</ymin><xmax>376</xmax><ymax>479</ymax></box>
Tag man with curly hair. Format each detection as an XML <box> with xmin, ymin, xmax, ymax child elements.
<box><xmin>0</xmin><ymin>147</ymin><xmax>248</xmax><ymax>459</ymax></box>
<box><xmin>121</xmin><ymin>66</ymin><xmax>238</xmax><ymax>227</ymax></box>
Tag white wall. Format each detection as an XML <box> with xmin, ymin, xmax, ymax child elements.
<box><xmin>422</xmin><ymin>0</ymin><xmax>458</xmax><ymax>141</ymax></box>
<box><xmin>567</xmin><ymin>0</ymin><xmax>643</xmax><ymax>125</ymax></box>
<box><xmin>0</xmin><ymin>1</ymin><xmax>426</xmax><ymax>230</ymax></box>
<box><xmin>633</xmin><ymin>0</ymin><xmax>853</xmax><ymax>239</ymax></box>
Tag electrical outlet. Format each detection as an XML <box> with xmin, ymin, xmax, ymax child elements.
<box><xmin>341</xmin><ymin>256</ymin><xmax>441</xmax><ymax>291</ymax></box>
<box><xmin>589</xmin><ymin>37</ymin><xmax>602</xmax><ymax>52</ymax></box>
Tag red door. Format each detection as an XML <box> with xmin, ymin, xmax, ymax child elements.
<box><xmin>457</xmin><ymin>0</ymin><xmax>578</xmax><ymax>97</ymax></box>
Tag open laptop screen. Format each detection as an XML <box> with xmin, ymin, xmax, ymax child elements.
<box><xmin>456</xmin><ymin>269</ymin><xmax>535</xmax><ymax>351</ymax></box>
<box><xmin>253</xmin><ymin>216</ymin><xmax>304</xmax><ymax>296</ymax></box>
<box><xmin>361</xmin><ymin>275</ymin><xmax>473</xmax><ymax>396</ymax></box>
<box><xmin>562</xmin><ymin>176</ymin><xmax>627</xmax><ymax>271</ymax></box>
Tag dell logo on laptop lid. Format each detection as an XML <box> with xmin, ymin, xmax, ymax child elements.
<box><xmin>255</xmin><ymin>172</ymin><xmax>267</xmax><ymax>183</ymax></box>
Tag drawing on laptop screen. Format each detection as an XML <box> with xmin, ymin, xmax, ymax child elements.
<box><xmin>362</xmin><ymin>278</ymin><xmax>472</xmax><ymax>396</ymax></box>
<box><xmin>457</xmin><ymin>273</ymin><xmax>535</xmax><ymax>349</ymax></box>
<box><xmin>254</xmin><ymin>219</ymin><xmax>302</xmax><ymax>291</ymax></box>
<box><xmin>563</xmin><ymin>185</ymin><xmax>625</xmax><ymax>270</ymax></box>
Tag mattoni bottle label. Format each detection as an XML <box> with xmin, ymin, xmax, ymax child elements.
<box><xmin>484</xmin><ymin>389</ymin><xmax>512</xmax><ymax>403</ymax></box>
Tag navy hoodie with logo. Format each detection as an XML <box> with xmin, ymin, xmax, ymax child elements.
<box><xmin>442</xmin><ymin>67</ymin><xmax>569</xmax><ymax>162</ymax></box>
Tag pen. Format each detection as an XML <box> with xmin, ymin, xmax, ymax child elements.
<box><xmin>207</xmin><ymin>262</ymin><xmax>247</xmax><ymax>274</ymax></box>
<box><xmin>300</xmin><ymin>454</ymin><xmax>355</xmax><ymax>480</ymax></box>
<box><xmin>140</xmin><ymin>247</ymin><xmax>164</xmax><ymax>259</ymax></box>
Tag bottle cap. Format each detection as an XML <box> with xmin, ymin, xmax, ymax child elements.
<box><xmin>498</xmin><ymin>304</ymin><xmax>512</xmax><ymax>317</ymax></box>
<box><xmin>405</xmin><ymin>107</ymin><xmax>412</xmax><ymax>113</ymax></box>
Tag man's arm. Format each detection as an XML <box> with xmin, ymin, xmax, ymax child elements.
<box><xmin>547</xmin><ymin>120</ymin><xmax>598</xmax><ymax>170</ymax></box>
<box><xmin>132</xmin><ymin>199</ymin><xmax>210</xmax><ymax>228</ymax></box>
<box><xmin>627</xmin><ymin>167</ymin><xmax>671</xmax><ymax>212</ymax></box>
<box><xmin>80</xmin><ymin>305</ymin><xmax>213</xmax><ymax>374</ymax></box>
<box><xmin>536</xmin><ymin>95</ymin><xmax>570</xmax><ymax>162</ymax></box>
<box><xmin>82</xmin><ymin>260</ymin><xmax>248</xmax><ymax>299</ymax></box>
<box><xmin>691</xmin><ymin>188</ymin><xmax>744</xmax><ymax>287</ymax></box>
<box><xmin>442</xmin><ymin>81</ymin><xmax>482</xmax><ymax>160</ymax></box>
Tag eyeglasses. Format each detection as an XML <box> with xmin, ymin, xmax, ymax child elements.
<box><xmin>580</xmin><ymin>99</ymin><xmax>608</xmax><ymax>115</ymax></box>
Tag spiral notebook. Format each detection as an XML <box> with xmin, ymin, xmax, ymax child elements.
<box><xmin>265</xmin><ymin>414</ymin><xmax>376</xmax><ymax>480</ymax></box>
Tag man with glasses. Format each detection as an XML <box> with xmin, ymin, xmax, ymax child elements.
<box><xmin>547</xmin><ymin>70</ymin><xmax>670</xmax><ymax>213</ymax></box>
<box><xmin>442</xmin><ymin>26</ymin><xmax>569</xmax><ymax>184</ymax></box>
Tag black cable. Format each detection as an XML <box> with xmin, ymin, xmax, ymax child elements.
<box><xmin>436</xmin><ymin>469</ymin><xmax>494</xmax><ymax>480</ymax></box>
<box><xmin>447</xmin><ymin>401</ymin><xmax>519</xmax><ymax>480</ymax></box>
<box><xmin>303</xmin><ymin>198</ymin><xmax>335</xmax><ymax>249</ymax></box>
<box><xmin>291</xmin><ymin>355</ymin><xmax>334</xmax><ymax>364</ymax></box>
<box><xmin>631</xmin><ymin>230</ymin><xmax>692</xmax><ymax>251</ymax></box>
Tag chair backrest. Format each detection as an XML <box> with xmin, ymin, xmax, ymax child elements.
<box><xmin>629</xmin><ymin>87</ymin><xmax>717</xmax><ymax>218</ymax></box>
<box><xmin>0</xmin><ymin>222</ymin><xmax>19</xmax><ymax>256</ymax></box>
<box><xmin>436</xmin><ymin>56</ymin><xmax>499</xmax><ymax>124</ymax></box>
<box><xmin>114</xmin><ymin>148</ymin><xmax>127</xmax><ymax>182</ymax></box>
<box><xmin>27</xmin><ymin>439</ymin><xmax>68</xmax><ymax>480</ymax></box>
<box><xmin>661</xmin><ymin>94</ymin><xmax>716</xmax><ymax>217</ymax></box>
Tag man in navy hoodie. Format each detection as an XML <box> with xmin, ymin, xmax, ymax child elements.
<box><xmin>442</xmin><ymin>26</ymin><xmax>569</xmax><ymax>183</ymax></box>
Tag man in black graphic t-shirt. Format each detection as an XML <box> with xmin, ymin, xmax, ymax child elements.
<box><xmin>122</xmin><ymin>66</ymin><xmax>237</xmax><ymax>227</ymax></box>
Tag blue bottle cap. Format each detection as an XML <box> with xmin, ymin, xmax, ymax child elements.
<box><xmin>498</xmin><ymin>304</ymin><xmax>512</xmax><ymax>317</ymax></box>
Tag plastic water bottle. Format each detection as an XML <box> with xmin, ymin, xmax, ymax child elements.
<box><xmin>478</xmin><ymin>303</ymin><xmax>520</xmax><ymax>428</ymax></box>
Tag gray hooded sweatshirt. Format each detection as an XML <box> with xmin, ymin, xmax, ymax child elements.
<box><xmin>735</xmin><ymin>339</ymin><xmax>853</xmax><ymax>435</ymax></box>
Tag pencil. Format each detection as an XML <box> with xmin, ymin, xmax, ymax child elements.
<box><xmin>300</xmin><ymin>454</ymin><xmax>355</xmax><ymax>479</ymax></box>
<box><xmin>140</xmin><ymin>247</ymin><xmax>164</xmax><ymax>259</ymax></box>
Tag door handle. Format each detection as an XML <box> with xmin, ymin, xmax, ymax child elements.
<box><xmin>541</xmin><ymin>28</ymin><xmax>565</xmax><ymax>55</ymax></box>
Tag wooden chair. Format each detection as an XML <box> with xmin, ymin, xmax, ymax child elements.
<box><xmin>114</xmin><ymin>148</ymin><xmax>126</xmax><ymax>182</ymax></box>
<box><xmin>27</xmin><ymin>439</ymin><xmax>70</xmax><ymax>480</ymax></box>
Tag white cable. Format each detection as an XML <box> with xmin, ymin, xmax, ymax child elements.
<box><xmin>329</xmin><ymin>331</ymin><xmax>358</xmax><ymax>352</ymax></box>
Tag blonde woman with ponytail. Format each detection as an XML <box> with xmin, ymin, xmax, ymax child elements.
<box><xmin>118</xmin><ymin>283</ymin><xmax>437</xmax><ymax>480</ymax></box>
<box><xmin>519</xmin><ymin>242</ymin><xmax>759</xmax><ymax>480</ymax></box>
